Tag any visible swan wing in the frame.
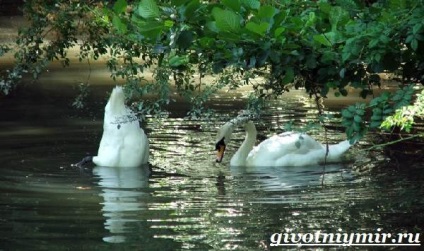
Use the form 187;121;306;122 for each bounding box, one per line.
94;129;123;167
96;111;148;167
246;132;324;166
120;127;149;166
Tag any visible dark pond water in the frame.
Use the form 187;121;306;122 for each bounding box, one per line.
1;76;423;251
1;31;423;250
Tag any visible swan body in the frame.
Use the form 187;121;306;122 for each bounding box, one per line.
215;117;352;167
91;86;149;168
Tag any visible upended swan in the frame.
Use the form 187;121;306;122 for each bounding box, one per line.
215;113;353;167
75;86;149;168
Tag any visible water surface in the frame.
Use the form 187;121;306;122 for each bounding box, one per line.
1;19;423;248
1;77;423;250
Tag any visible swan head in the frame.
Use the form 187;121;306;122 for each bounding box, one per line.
215;110;258;163
215;122;234;163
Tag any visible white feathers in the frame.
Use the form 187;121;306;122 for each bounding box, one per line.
216;118;353;167
92;86;149;168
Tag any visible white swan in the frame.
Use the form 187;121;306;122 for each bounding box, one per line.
215;113;353;167
76;86;149;168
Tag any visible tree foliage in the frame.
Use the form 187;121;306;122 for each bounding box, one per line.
1;0;423;140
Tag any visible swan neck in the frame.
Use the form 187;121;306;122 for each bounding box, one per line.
244;122;257;148
233;122;257;164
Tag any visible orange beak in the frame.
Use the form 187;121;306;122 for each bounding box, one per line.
216;145;226;163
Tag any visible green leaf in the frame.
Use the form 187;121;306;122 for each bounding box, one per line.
246;21;269;36
319;2;331;14
329;6;347;30
112;16;127;34
274;27;285;38
282;67;294;84
241;0;260;10
383;108;393;115
164;19;174;28
169;55;189;67
355;108;365;116
198;37;214;48
205;21;219;33
374;53;382;63
352;122;361;132
212;7;241;33
171;0;191;5
185;0;201;18
258;5;276;19
305;12;316;27
371;113;382;121
379;35;389;44
342;119;351;127
113;0;127;13
370;121;381;128
136;20;164;39
324;31;342;44
313;34;332;46
346;126;354;137
321;51;336;63
411;39;418;51
342;52;351;62
138;0;160;19
354;115;362;123
413;23;422;34
372;107;382;114
347;105;356;113
222;0;241;12
369;39;379;49
405;34;414;43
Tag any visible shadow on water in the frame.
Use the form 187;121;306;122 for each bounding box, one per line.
1;44;423;250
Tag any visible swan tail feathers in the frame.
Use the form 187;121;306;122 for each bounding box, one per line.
106;86;126;114
326;140;352;161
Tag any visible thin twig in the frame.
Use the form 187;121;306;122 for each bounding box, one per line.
313;89;329;187
359;133;424;152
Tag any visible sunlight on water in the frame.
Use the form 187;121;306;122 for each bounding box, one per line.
0;81;423;250
2;15;423;249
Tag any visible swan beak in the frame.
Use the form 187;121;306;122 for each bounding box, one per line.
216;145;226;163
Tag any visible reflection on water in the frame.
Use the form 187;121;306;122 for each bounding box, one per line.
94;165;150;243
0;76;423;249
230;164;354;194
